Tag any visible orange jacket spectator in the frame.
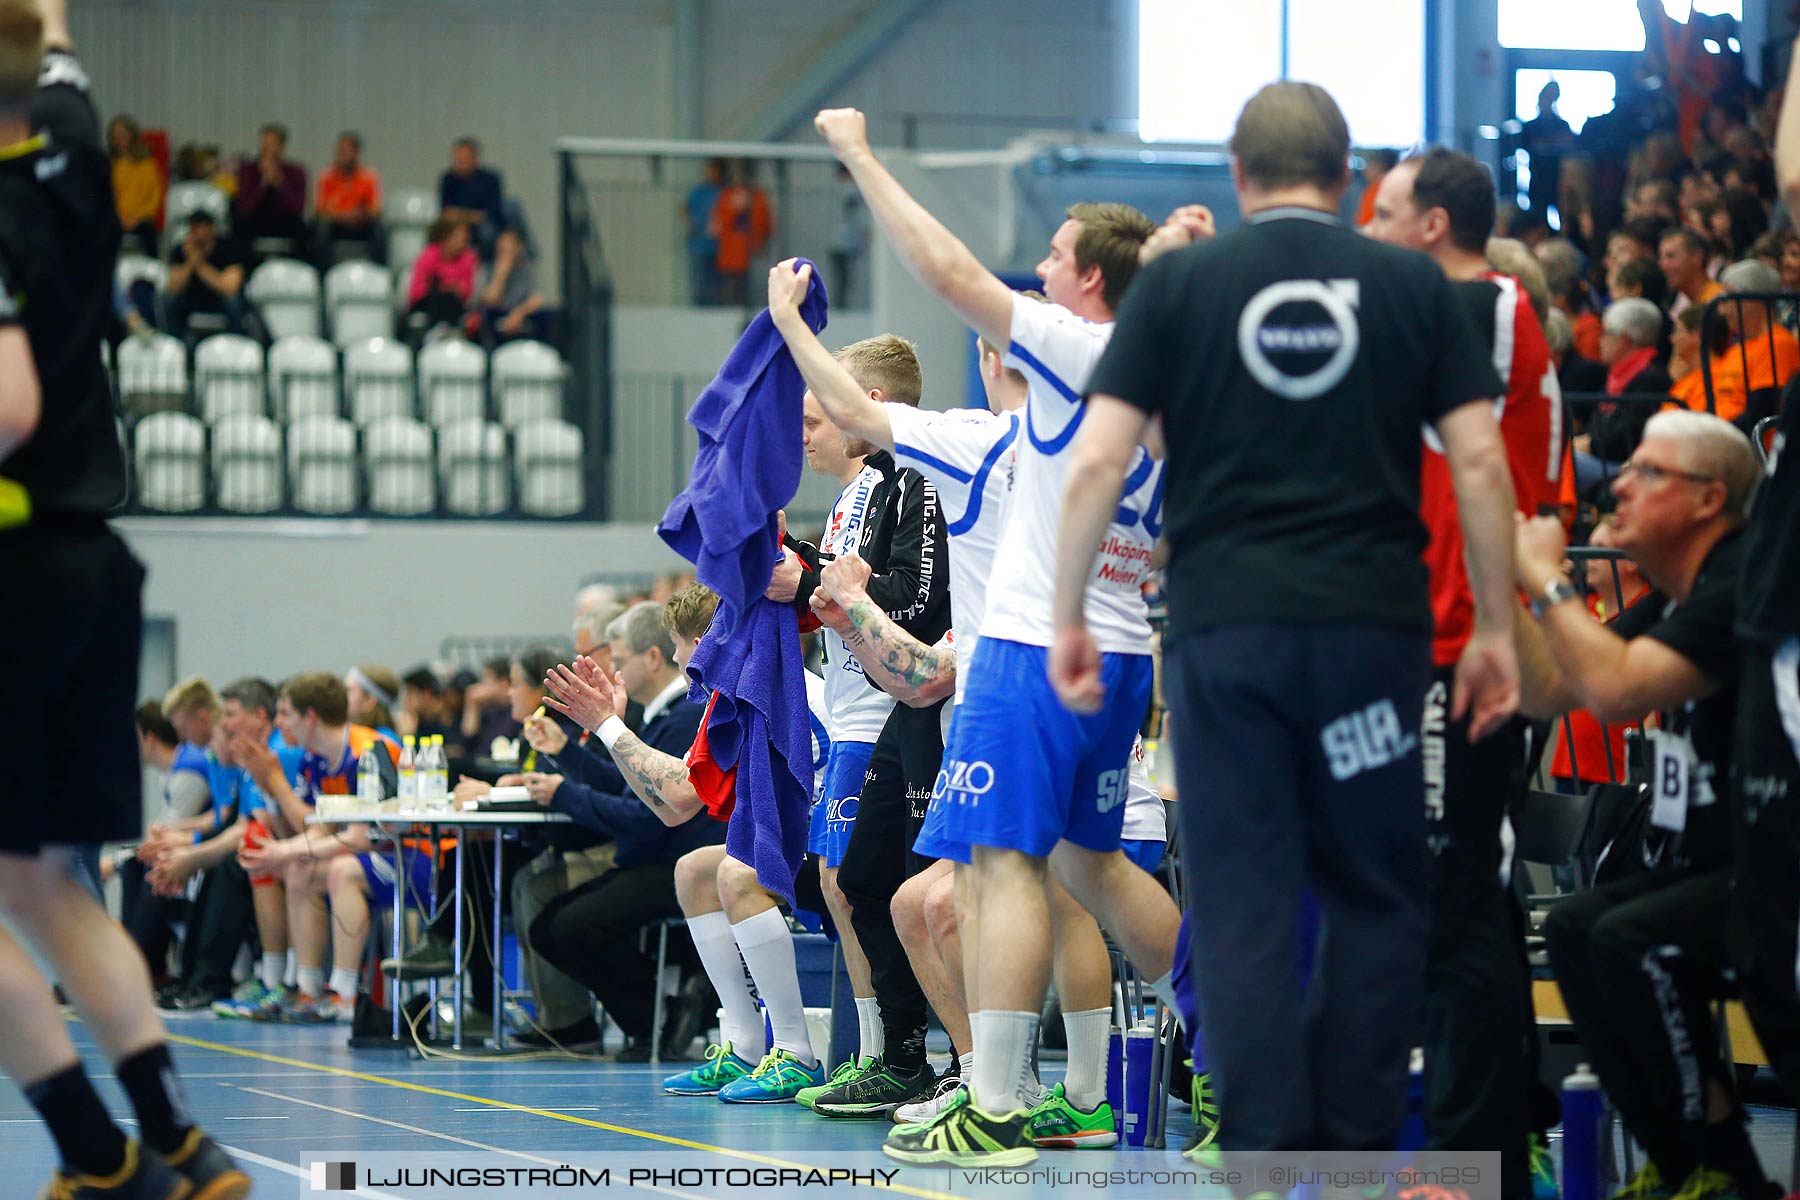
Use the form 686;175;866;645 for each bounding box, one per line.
1572;311;1604;362
317;164;381;222
1672;326;1800;422
710;181;772;274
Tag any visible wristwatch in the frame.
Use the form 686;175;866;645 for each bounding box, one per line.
1530;576;1581;620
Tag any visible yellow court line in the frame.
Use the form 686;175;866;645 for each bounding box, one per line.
164;1032;962;1200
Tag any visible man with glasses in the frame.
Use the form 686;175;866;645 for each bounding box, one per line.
1513;410;1767;1200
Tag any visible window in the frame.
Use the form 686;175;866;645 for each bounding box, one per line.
1514;68;1618;136
1498;0;1741;53
1137;0;1425;147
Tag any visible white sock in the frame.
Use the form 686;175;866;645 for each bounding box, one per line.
958;1051;975;1082
328;967;361;1000
971;1009;1038;1114
688;911;765;1060
1062;1007;1112;1111
259;953;284;990
856;996;884;1061
732;908;814;1064
297;967;325;998
284;949;298;987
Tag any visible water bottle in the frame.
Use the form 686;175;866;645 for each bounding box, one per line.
428;735;450;807
398;735;417;805
1562;1063;1604;1200
357;745;382;805
1122;1023;1155;1146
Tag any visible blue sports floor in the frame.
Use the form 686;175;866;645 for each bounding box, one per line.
0;1012;1198;1198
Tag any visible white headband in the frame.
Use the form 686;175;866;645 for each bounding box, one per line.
347;667;395;710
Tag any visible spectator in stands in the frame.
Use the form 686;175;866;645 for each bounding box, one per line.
709;158;772;307
439;135;504;257
1538;237;1604;360
164;211;249;343
1704;257;1800;426
400;667;452;743
405;217;476;344
1520;81;1576;219
172;141;234;197
1547;307;1608;395
1661;227;1725;317
233;122;307;258
476;228;545;347
1714;187;1768;259
1576;297;1670;494
460;656;518;757
1667;301;1736;416
1522;411;1766;1200
1609;257;1670;309
1746;228;1794;279
313;131;383;267
344;664;401;741
1603;222;1660;288
1628;177;1680;226
107;114;160;255
531;597;722;1060
685;157;724;305
1354;148;1399;228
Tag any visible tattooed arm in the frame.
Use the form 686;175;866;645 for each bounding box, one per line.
599;729;705;826
544;657;705;825
811;552;957;707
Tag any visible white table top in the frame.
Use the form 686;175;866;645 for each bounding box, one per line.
305;807;572;826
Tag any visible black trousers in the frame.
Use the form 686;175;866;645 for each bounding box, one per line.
1167;623;1432;1151
529;862;684;1040
838;699;946;1069
120;857;184;981
1420;667;1534;1199
1544;868;1735;1182
180;858;254;994
1731;640;1800;1102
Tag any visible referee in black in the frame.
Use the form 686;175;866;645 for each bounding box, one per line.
1049;81;1521;1154
0;1;247;1196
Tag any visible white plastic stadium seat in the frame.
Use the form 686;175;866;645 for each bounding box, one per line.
116;253;167;322
438;419;509;515
193;333;266;423
245;258;322;341
418;339;488;427
287;414;359;514
385;187;438;278
132;411;206;512
491;340;564;428
364;416;436;515
513;418;584;516
210;414;283;513
343;337;414;427
324;261;395;347
116;333;188;416
267;335;340;423
162;181;229;251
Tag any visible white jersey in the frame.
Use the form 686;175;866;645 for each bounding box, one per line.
804;668;831;797
888;404;1020;705
1122;734;1167;844
982;294;1163;655
819;464;898;743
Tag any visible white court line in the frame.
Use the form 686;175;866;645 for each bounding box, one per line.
215;1142;408;1200
449;1105;603;1112
233;1085;707;1200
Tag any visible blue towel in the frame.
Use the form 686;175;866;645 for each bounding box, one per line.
654;262;827;905
658;261;829;641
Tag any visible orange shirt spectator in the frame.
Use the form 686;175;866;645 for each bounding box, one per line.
710;173;772;274
1572;311;1604;362
317;164;381;223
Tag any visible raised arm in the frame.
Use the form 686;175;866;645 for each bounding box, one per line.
814;108;1014;347
810;553;955;706
38;0;70;50
768;259;893;450
543;659;703;825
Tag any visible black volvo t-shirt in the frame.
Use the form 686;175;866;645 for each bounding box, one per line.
0;49;125;518
1738;375;1799;647
1088;207;1502;641
1610;530;1745;873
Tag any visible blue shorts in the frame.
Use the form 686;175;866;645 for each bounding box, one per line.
915;638;1155;859
357;847;432;910
807;739;876;868
1122;838;1165;874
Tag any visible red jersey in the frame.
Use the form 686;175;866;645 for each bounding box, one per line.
686;691;738;821
1423;273;1563;666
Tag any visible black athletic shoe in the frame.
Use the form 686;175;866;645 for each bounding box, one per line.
37;1140;189;1200
814;1058;938;1119
163;1129;250;1200
511;1017;602;1052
